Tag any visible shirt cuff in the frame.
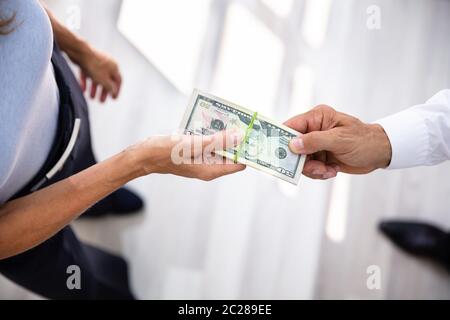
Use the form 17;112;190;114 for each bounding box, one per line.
374;109;428;169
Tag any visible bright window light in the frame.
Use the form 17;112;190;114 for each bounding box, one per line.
117;0;211;93
288;64;315;118
212;4;284;118
325;174;351;243
301;0;333;48
260;0;294;17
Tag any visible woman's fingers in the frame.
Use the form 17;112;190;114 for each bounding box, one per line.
100;87;108;103
90;81;98;99
171;130;245;166
112;72;122;99
166;134;247;181
79;71;87;92
209;130;244;149
92;79;119;103
200;130;245;163
84;80;112;103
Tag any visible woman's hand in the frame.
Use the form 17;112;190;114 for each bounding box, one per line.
77;45;122;103
43;5;122;103
129;131;246;181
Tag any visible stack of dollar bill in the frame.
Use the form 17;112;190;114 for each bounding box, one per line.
180;89;306;184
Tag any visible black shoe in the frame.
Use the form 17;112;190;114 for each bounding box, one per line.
81;187;144;218
83;243;136;299
379;220;450;270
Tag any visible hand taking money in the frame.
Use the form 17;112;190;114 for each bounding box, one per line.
180;90;306;184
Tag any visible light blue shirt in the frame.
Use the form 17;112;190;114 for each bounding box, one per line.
0;0;59;204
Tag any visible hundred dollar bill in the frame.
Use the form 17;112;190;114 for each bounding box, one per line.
180;89;306;185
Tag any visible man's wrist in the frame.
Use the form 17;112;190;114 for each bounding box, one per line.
369;124;392;169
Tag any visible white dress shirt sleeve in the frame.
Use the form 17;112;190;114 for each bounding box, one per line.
375;89;450;169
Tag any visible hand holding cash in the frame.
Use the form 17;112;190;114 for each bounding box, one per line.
285;105;392;179
180;90;306;184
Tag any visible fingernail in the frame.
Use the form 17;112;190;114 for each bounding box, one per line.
290;138;304;152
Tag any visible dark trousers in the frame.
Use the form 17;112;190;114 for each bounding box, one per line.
0;44;134;299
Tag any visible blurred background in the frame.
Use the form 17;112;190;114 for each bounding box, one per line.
1;0;450;299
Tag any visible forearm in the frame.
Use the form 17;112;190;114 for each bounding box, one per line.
42;2;90;64
0;149;144;260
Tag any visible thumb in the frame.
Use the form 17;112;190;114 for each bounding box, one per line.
289;129;338;155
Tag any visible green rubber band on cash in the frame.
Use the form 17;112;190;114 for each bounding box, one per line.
233;112;258;163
